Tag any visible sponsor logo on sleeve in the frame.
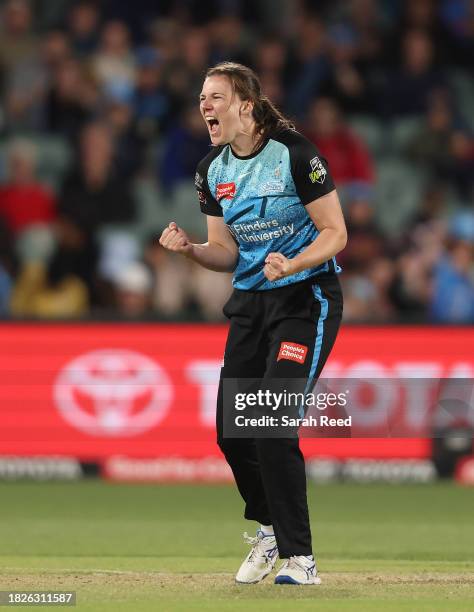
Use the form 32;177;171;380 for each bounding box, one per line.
216;182;236;201
309;156;327;184
195;172;204;188
277;341;308;364
198;190;206;205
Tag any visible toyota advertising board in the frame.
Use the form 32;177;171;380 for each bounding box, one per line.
0;324;472;472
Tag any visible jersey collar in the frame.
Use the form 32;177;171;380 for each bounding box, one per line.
229;136;270;160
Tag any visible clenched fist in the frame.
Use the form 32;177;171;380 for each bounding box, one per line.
264;252;294;281
159;222;193;255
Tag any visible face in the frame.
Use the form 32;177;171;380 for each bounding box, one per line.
102;21;130;55
5;0;31;35
9;151;35;184
403;30;432;72
309;98;339;137
199;75;248;146
81;125;112;173
70;4;99;36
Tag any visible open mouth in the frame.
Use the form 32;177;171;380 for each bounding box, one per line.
205;116;220;137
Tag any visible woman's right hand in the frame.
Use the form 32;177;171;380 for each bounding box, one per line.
159;222;193;256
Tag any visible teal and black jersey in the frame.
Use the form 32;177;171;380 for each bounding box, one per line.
195;128;341;291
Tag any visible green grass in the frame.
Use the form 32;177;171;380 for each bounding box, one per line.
0;482;473;610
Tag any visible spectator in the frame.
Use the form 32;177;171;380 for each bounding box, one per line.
160;105;210;193
379;29;446;117
389;186;446;320
103;97;146;180
336;0;385;58
337;186;392;322
0;262;12;317
0;0;39;73
144;236;192;318
189;262;233;321
285;15;330;118
32;0;73;31
409;184;449;227
337;189;386;273
254;35;287;77
253;36;287;107
56;121;137;307
58;121;136;234
43;57;96;142
148;18;182;65
0;138;56;236
4;28;74;132
320;0;386;114
113;261;152;318
0;0;45;130
303;97;374;192
384;0;452;65
0;3;471;323
132;46;170;139
10;215;93;318
208;16;252;66
92;20;136;102
0;217;15;317
407;91;456;167
342;257;396;322
440;0;474;68
41;29;72;73
407;90;474;199
430;212;474;323
159;27;210;120
388;249;433;321
67;0;100;59
96;230;140;295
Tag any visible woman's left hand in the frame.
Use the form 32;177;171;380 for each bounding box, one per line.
263;252;294;281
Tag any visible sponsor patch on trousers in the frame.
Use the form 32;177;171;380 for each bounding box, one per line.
277;341;308;364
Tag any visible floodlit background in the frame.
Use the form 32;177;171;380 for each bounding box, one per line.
0;2;473;609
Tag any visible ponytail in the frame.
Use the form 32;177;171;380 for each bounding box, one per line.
205;62;294;143
253;94;294;142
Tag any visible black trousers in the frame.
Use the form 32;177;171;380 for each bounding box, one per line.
216;274;343;558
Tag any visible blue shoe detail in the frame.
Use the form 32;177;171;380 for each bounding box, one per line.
274;575;301;585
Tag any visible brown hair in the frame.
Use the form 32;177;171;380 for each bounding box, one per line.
205;62;294;145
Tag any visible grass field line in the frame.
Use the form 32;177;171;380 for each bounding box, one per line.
1;571;473;585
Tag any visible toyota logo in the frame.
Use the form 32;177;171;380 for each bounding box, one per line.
54;349;173;437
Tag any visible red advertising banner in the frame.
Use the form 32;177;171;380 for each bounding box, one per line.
0;324;472;463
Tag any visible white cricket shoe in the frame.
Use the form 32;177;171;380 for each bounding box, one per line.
274;555;321;585
235;530;279;584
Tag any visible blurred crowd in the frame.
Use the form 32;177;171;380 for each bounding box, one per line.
0;0;473;323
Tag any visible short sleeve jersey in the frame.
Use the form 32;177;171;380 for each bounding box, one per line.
195;128;341;291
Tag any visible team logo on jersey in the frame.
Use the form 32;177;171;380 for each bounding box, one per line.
216;182;236;201
309;156;326;184
277;341;308;364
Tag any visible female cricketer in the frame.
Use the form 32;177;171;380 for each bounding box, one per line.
159;62;346;585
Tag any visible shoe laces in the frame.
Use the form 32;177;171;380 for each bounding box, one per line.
242;531;277;564
282;555;316;577
243;532;260;546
